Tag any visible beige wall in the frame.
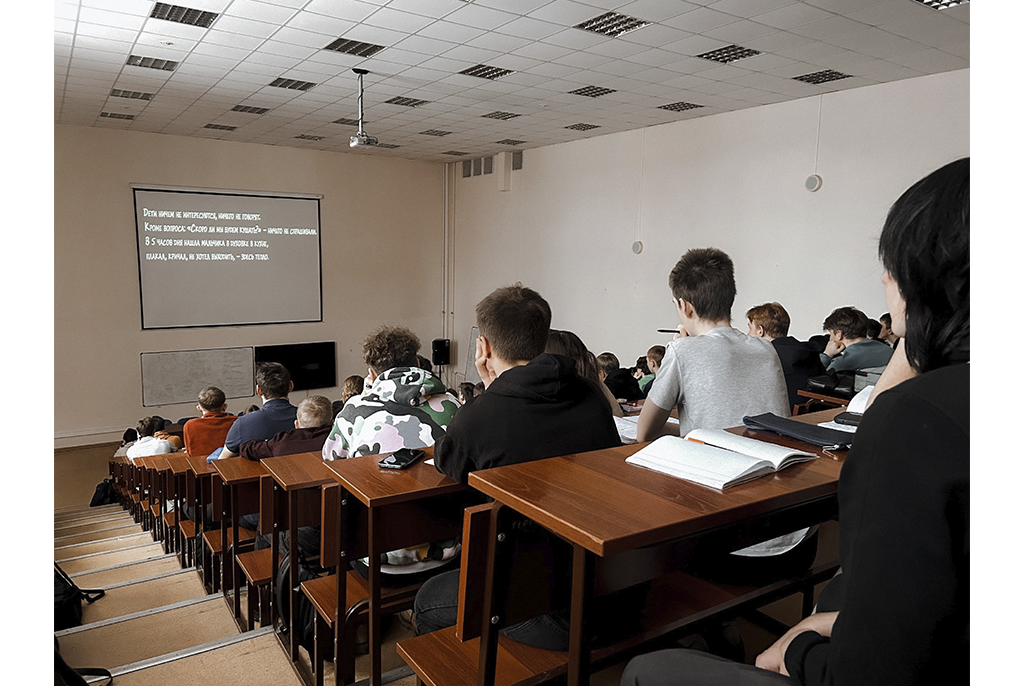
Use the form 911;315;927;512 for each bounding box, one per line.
55;125;445;447
447;69;969;378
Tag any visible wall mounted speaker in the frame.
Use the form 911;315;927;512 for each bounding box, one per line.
432;338;451;366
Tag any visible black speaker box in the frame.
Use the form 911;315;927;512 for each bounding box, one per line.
431;338;451;366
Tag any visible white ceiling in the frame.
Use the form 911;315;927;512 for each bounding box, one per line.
54;0;970;163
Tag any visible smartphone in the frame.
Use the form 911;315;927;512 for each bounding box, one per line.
379;448;425;470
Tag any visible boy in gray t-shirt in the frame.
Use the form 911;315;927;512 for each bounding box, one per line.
636;247;809;568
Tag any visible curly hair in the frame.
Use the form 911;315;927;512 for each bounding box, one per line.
362;325;421;374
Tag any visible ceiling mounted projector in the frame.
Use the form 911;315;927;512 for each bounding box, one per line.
349;69;378;148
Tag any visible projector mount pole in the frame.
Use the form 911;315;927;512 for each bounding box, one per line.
354;68;368;137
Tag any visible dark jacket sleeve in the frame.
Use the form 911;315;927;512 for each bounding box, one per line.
432;427;474;483
239;437;273;461
783;374;969;685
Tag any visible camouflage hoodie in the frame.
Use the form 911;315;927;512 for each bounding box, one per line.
322;366;460;461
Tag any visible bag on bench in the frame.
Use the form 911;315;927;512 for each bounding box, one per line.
55;563;105;630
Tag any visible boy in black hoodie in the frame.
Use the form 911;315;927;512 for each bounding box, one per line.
416;283;623;647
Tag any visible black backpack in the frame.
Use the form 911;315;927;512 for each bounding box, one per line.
90;478;118;507
274;553;324;658
55;563;105;631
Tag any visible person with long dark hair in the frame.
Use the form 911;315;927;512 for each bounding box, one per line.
621;158;969;686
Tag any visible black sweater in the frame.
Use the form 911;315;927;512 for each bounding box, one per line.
785;363;969;684
434;353;621;483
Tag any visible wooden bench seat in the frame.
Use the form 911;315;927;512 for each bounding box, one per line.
236;547;281;630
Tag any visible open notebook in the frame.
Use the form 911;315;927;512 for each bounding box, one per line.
625;428;817;490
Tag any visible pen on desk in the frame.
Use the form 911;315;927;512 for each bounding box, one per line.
657;329;677;333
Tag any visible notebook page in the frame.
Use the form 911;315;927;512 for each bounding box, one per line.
626;436;762;489
684;429;815;470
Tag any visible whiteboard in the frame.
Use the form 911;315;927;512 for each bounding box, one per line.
141;347;255;407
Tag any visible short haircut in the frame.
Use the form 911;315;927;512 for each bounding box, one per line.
341;375;364;403
646;345;665;367
475;284;551;362
362;325;421;374
668;248;736;321
878;157;969;373
296;395;333;428
197;386;226;412
746;302;791;338
546;330;601;385
866;318;882;339
458;382;476;404
822;307;869;339
136;416;163;438
256;362;292;399
879;312;892;328
595;352;619;376
633;356;650;376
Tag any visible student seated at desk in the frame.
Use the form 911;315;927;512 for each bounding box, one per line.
324;325;462;579
819;307;894;373
636;249;814;587
220;362;298;459
641;345;665;395
126;416;177;462
597;351;645;402
416;284;634;651
745;302;825;409
622;158;970;686
546;329;624;417
182;386;236;457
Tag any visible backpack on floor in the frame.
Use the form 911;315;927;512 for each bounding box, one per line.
55;638;112;686
274;553;323;658
55;563;105;631
90;478;118;507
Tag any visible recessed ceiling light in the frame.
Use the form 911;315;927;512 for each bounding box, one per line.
565;123;600;131
269;77;317;91
323;38;386;58
912;0;968;8
150;3;219;28
496;139;526;146
793;69;852;84
569;86;616;98
375;143;401;149
100;112;135;120
443;151;470;156
111;89;153;100
126;55;178;71
386;96;430;107
295;134;324;141
232;105;269;114
658;101;704;112
332;117;360;126
574;12;652;38
205;124;236;131
460;65;515;80
482;111;521;120
696;45;761;64
420;130;452;136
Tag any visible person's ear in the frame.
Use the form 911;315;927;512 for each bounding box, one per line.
679;299;696;320
757;325;765;337
368;367;378;382
288;380;294;393
255;385;262;398
294;420;300;429
477;334;494;361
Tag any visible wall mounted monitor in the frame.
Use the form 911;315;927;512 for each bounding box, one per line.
255;341;337;392
133;186;322;329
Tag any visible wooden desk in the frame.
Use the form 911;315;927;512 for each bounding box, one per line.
164;454;192;564
324;448;476;686
469;408;845;686
212;457;267;627
259;451;336;662
185;453;219;590
796;389;851;407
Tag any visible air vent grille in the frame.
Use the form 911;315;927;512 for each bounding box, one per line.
100;112;135;120
696;44;761;64
150;3;218;28
126;55;178;71
565;123;599;131
569;86;616;98
205;123;236;131
323;38;386;57
110;89;153;100
232;105;269;114
332;117;360;126
386;96;430;107
482;111;521;120
375;143;401;149
459;64;515;80
658;101;704;112
496;139;526;146
912;0;968;8
574;12;651;38
793;69;853;84
420;130;452;136
270;77;317;91
295;134;324;141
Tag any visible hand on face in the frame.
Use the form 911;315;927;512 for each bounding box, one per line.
475;336;499;388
